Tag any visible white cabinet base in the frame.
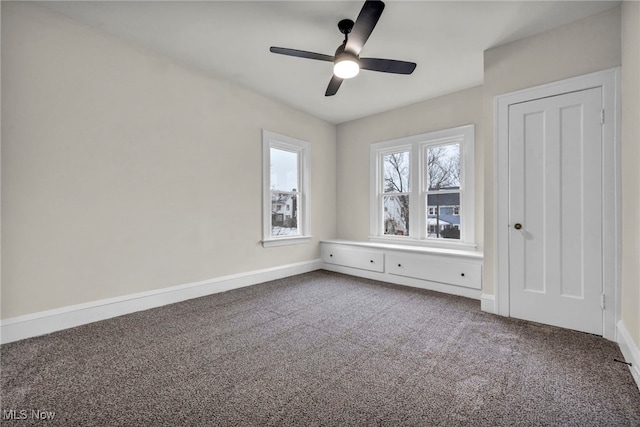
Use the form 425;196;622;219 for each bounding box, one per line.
322;244;384;273
321;240;483;300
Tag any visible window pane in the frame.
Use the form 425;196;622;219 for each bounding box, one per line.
270;148;298;192
427;144;460;191
384;195;409;236
427;193;460;239
383;151;410;193
271;192;298;236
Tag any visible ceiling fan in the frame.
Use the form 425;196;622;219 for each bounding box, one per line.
270;0;416;96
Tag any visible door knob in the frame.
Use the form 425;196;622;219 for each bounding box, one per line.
514;223;522;230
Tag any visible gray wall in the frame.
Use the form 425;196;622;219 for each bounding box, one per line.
1;3;337;318
621;0;640;354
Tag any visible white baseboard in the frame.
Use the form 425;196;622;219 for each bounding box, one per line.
1;259;323;344
617;319;640;392
480;293;496;314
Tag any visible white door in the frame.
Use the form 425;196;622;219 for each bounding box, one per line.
508;87;603;335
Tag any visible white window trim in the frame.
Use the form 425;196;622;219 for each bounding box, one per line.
262;130;311;248
369;124;475;250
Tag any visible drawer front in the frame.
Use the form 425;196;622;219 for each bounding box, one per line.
387;253;482;289
322;244;384;273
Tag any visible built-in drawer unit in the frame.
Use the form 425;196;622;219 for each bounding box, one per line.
386;252;482;290
321;244;384;273
320;240;483;297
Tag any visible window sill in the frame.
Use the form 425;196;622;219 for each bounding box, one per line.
321;239;484;260
262;236;312;248
367;236;480;256
322;239;482;260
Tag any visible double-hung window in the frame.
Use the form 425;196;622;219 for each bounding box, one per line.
262;130;310;247
370;124;475;248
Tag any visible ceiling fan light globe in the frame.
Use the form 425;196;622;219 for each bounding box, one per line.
334;59;360;79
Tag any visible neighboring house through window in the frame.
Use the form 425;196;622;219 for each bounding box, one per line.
370;124;475;248
262;130;310;247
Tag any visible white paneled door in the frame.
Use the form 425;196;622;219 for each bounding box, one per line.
508;87;603;335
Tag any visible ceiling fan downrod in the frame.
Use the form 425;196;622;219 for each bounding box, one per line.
338;19;354;42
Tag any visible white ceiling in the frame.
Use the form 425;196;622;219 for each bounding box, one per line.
37;1;620;124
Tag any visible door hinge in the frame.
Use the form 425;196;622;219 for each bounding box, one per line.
601;293;606;310
601;109;605;124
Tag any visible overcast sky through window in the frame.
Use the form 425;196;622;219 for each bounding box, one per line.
270;148;298;192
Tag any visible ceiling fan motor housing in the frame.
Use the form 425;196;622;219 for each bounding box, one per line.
334;48;359;66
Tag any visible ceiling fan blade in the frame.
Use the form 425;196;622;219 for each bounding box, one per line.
345;0;385;55
325;75;343;96
270;47;334;62
359;58;417;74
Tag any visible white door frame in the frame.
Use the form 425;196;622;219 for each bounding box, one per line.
494;67;621;341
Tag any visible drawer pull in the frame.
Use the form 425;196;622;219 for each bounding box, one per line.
329;254;333;257
370;260;374;263
461;273;465;277
397;263;402;267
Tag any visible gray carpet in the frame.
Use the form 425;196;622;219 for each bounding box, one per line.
2;270;639;426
